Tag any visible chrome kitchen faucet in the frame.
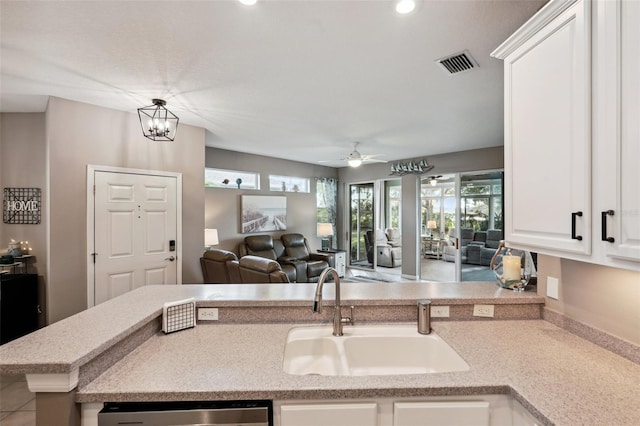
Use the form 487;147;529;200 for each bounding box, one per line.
312;267;352;336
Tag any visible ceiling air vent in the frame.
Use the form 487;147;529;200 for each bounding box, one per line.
435;50;478;75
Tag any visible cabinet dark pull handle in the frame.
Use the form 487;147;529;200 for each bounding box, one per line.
601;210;615;243
571;211;583;241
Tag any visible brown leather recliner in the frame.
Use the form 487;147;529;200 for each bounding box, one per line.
281;233;331;283
238;235;284;259
200;249;238;283
238;235;296;282
228;255;290;283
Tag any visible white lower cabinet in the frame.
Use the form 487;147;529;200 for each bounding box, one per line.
393;401;489;426
275;395;540;426
279;402;377;426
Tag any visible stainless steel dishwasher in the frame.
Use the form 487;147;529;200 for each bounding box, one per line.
98;400;272;426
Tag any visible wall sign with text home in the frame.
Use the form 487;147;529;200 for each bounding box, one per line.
3;188;41;224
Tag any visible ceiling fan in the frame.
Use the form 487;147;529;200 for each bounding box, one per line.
325;142;386;167
428;175;443;186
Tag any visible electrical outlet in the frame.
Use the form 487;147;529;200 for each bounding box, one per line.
431;305;450;317
547;276;559;299
473;304;494;318
197;307;219;321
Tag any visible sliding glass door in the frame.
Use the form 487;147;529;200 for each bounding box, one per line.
420;171;504;282
458;172;504;281
420;175;457;281
349;182;375;270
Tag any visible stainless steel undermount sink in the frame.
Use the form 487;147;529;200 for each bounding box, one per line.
283;324;470;376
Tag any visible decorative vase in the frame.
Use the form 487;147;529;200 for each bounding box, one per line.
8;241;21;257
492;248;532;292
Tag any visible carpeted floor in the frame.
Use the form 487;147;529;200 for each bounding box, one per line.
461;264;497;281
342;275;397;283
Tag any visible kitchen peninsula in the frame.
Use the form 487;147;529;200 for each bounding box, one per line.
0;282;638;426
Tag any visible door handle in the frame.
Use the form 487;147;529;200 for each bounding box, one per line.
571;211;583;241
601;210;615;243
165;256;175;261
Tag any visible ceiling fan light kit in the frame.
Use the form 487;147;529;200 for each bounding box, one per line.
348;158;363;168
394;0;417;15
339;141;386;168
389;159;434;176
428;175;443;186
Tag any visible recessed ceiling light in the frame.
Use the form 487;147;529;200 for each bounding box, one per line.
395;0;416;14
238;0;258;5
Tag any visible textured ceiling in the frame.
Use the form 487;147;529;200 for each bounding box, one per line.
0;0;547;167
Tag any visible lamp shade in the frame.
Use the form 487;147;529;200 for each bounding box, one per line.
317;223;333;237
205;229;219;246
427;220;437;230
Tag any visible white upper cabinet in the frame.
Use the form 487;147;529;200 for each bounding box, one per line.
494;0;591;255
493;0;640;271
593;0;640;267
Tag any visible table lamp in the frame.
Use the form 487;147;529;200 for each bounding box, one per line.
205;228;219;251
317;223;333;251
427;220;437;237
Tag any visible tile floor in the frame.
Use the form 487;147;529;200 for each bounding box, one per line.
0;374;35;426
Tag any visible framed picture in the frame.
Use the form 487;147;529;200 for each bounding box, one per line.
241;195;287;233
3;188;42;224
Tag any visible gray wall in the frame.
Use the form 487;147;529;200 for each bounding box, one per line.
204;146;338;267
4;112;638;345
537;255;640;345
0;113;48;325
45;97;205;323
0;113;47;263
1;98;206;324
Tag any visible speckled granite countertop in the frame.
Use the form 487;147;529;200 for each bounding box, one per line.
78;320;640;426
0;282;543;373
5;282;636;425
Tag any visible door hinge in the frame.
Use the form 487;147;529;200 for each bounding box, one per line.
91;253;97;263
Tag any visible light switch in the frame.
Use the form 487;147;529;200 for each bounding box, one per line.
547;276;559;299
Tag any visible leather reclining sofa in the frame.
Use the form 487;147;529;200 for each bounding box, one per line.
238;233;333;283
201;249;289;283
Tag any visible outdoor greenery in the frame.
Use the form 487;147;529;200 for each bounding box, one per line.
350;184;374;261
421;175;503;234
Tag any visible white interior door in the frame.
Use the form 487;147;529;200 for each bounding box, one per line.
93;170;178;305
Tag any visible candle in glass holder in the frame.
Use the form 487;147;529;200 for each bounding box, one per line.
503;254;521;281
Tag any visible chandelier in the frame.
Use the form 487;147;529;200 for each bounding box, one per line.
137;99;179;141
389;159;434;176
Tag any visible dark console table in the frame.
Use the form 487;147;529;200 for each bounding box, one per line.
1;273;39;344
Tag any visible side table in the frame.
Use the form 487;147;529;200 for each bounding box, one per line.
1;273;39;344
422;237;442;260
317;249;346;277
0;255;35;274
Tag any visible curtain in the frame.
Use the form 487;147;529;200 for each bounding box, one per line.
316;177;338;249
